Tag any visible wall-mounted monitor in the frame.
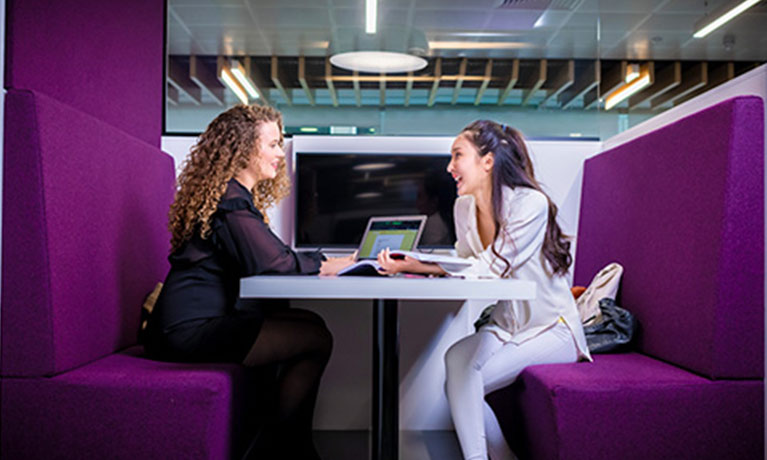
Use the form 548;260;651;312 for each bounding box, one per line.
294;151;457;250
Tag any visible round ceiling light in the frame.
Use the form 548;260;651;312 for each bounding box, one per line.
330;51;428;74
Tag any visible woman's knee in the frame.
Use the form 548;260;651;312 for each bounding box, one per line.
290;307;327;327
444;340;468;377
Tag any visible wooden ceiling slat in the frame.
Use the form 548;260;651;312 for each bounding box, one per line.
298;55;316;106
168;57;202;105
628;62;679;109
427;57;442;107
451;58;468;105
190;55;224;106
559;61;599;110
271;56;292;106
539;60;574;107
497;59;519;105
651;62;707;109
474;59;493;106
325;58;339;107
521;59;547;106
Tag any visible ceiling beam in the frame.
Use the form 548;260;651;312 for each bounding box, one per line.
582;86;599;110
190;55;224;106
380;73;386;107
243;57;270;103
474;59;493;106
168;56;201;105
325;58;339;107
628;61;679;109
353;71;362;107
428;57;442;107
405;71;414;107
539;60;574;107
451;58;468;105
582;60;627;109
167;84;179;106
559;60;599;110
497;59;519;105
600;60;627;100
651;62;707;109
298;55;315;106
326;75;494;83
521;59;547;106
271;56;292;106
675;62;734;105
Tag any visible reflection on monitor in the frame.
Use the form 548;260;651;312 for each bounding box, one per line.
296;152;457;249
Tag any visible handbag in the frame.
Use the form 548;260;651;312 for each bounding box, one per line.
583;298;638;353
576;262;623;326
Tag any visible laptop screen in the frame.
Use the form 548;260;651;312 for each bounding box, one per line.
357;217;426;260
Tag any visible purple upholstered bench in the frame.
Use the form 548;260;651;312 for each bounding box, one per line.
1;89;257;459
488;96;765;459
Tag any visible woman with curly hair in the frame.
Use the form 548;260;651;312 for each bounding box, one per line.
147;104;353;459
377;120;591;460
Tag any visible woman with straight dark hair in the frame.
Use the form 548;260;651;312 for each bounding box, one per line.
377;120;591;459
147;104;354;459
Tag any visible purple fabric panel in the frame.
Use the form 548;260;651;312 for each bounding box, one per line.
1;90;175;376
5;0;164;147
573;96;764;379
0;347;241;459
714;99;765;377
493;354;763;460
1;91;55;375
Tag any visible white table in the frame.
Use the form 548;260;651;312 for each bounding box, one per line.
240;275;536;460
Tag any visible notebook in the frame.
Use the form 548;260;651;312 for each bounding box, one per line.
338;215;427;276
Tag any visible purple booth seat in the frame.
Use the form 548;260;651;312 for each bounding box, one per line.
488;96;765;460
1;89;256;459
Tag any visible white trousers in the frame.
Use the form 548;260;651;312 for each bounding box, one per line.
444;321;578;460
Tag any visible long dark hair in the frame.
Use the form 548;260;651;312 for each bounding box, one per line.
461;120;571;276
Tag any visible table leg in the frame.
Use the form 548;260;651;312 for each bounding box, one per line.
372;298;399;460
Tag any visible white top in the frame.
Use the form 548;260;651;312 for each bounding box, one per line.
239;275;536;301
448;186;592;361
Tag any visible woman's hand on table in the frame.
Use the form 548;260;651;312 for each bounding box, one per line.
376;248;447;276
319;251;357;276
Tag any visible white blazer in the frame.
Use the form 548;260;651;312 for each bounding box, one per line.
450;185;591;360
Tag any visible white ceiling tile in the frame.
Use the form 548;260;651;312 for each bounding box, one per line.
663;0;731;14
414;10;491;29
249;7;332;28
172;5;254;27
579;0;668;14
639;13;699;31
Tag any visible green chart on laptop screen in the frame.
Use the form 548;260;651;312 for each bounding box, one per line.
357;218;425;259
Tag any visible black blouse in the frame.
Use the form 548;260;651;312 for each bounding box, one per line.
152;179;323;331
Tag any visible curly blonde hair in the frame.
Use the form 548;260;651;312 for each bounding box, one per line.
169;104;290;251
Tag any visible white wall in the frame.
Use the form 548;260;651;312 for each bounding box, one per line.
161;134;600;429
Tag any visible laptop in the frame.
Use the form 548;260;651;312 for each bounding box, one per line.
338;215;427;276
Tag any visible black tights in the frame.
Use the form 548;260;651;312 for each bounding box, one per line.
243;308;332;460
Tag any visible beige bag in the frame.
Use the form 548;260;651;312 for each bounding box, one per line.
576;263;623;326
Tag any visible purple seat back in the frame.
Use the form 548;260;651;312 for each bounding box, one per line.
574;96;764;379
1;89;175;377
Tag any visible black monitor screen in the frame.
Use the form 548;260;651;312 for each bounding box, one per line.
295;152;457;249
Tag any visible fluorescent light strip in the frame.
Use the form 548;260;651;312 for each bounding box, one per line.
366;0;377;34
230;63;260;99
693;0;761;38
625;64;640;83
220;68;249;104
605;70;652;110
